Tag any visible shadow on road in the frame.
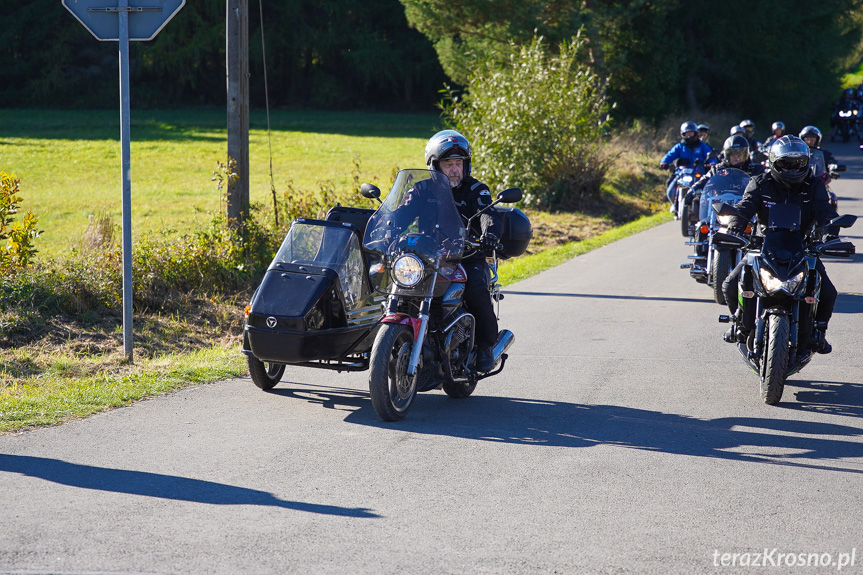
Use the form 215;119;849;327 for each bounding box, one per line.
0;454;379;518
300;392;863;474
502;291;714;304
266;381;863;473
785;380;863;418
835;292;863;314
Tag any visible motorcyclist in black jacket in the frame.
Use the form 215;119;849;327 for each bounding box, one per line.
424;129;503;371
685;134;765;224
721;136;840;353
799;125;838;171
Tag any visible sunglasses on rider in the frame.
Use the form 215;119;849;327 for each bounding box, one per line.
773;157;808;172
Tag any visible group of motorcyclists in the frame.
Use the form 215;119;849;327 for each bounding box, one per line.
831;87;863;142
661;118;846;356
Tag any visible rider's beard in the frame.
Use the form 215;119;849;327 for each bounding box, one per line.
447;171;462;188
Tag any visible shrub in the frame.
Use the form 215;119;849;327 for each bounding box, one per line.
442;34;612;209
0;171;40;274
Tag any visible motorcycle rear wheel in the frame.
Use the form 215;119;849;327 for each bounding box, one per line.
760;314;790;405
248;356;286;390
711;250;732;305
368;324;417;421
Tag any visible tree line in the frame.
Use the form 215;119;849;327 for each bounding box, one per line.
2;1;863;122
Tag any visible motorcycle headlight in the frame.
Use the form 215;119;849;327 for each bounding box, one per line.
717;214;734;226
392;254;424;287
758;267;805;295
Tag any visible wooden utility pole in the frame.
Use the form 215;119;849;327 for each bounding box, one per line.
226;0;249;229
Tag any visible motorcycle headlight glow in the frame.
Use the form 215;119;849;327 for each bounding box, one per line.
392;254;424;287
758;267;805;295
717;214;734;226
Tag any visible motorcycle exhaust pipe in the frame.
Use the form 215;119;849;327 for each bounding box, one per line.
491;330;515;366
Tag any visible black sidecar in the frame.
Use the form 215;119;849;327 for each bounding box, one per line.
242;206;384;388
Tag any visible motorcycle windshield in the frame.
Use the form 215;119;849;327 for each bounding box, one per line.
703;168;750;200
363;169;466;261
809;149;826;179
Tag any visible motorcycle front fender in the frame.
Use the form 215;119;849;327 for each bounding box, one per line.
382;313;422;341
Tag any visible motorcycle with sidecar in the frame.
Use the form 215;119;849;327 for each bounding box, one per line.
241;168;532;421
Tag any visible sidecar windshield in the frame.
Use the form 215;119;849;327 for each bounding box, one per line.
703;168;750;199
363;169;466;260
269;222;366;308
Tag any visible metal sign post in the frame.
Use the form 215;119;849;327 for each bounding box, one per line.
62;0;185;361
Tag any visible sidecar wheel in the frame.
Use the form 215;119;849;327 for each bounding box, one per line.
248;356;286;390
368;324;417;421
760;315;789;405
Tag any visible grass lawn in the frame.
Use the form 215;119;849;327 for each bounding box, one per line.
0;108;442;257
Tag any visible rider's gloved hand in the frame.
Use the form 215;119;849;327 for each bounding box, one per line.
480;234;499;255
659;162;669;170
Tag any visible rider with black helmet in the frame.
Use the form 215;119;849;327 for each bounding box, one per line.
721;136;840;353
697;123;711;145
686;134;765;223
799;125;838;168
762;121;786;150
424;129;503;372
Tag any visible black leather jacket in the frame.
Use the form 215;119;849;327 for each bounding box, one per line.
730;172;838;236
451;176;503;242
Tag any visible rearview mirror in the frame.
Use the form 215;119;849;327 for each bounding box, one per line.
711;231;748;249
497;188;523;204
712;202;741;217
360;183;381;201
827;214;857;229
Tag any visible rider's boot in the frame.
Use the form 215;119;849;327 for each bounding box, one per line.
475;346;494;372
811;322;833;355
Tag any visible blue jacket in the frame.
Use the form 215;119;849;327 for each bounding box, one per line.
661;141;713;167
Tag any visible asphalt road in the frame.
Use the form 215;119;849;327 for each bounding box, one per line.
2;143;863;575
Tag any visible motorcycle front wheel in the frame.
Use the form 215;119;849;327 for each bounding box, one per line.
711;249;733;305
760;314;790;405
680;201;691;237
248;356;286;390
368;324;417;421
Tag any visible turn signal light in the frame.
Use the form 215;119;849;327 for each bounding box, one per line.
244;305;252;316
805;296;819;304
700;225;709;234
745;224;752;234
741;291;755;298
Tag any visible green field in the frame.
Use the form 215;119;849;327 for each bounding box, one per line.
0;108;442;256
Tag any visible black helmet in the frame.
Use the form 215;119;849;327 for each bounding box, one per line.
722;135;750;166
798;125;822;148
768;136;810;187
771;121;785;133
680;121;699;146
425;129;472;176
